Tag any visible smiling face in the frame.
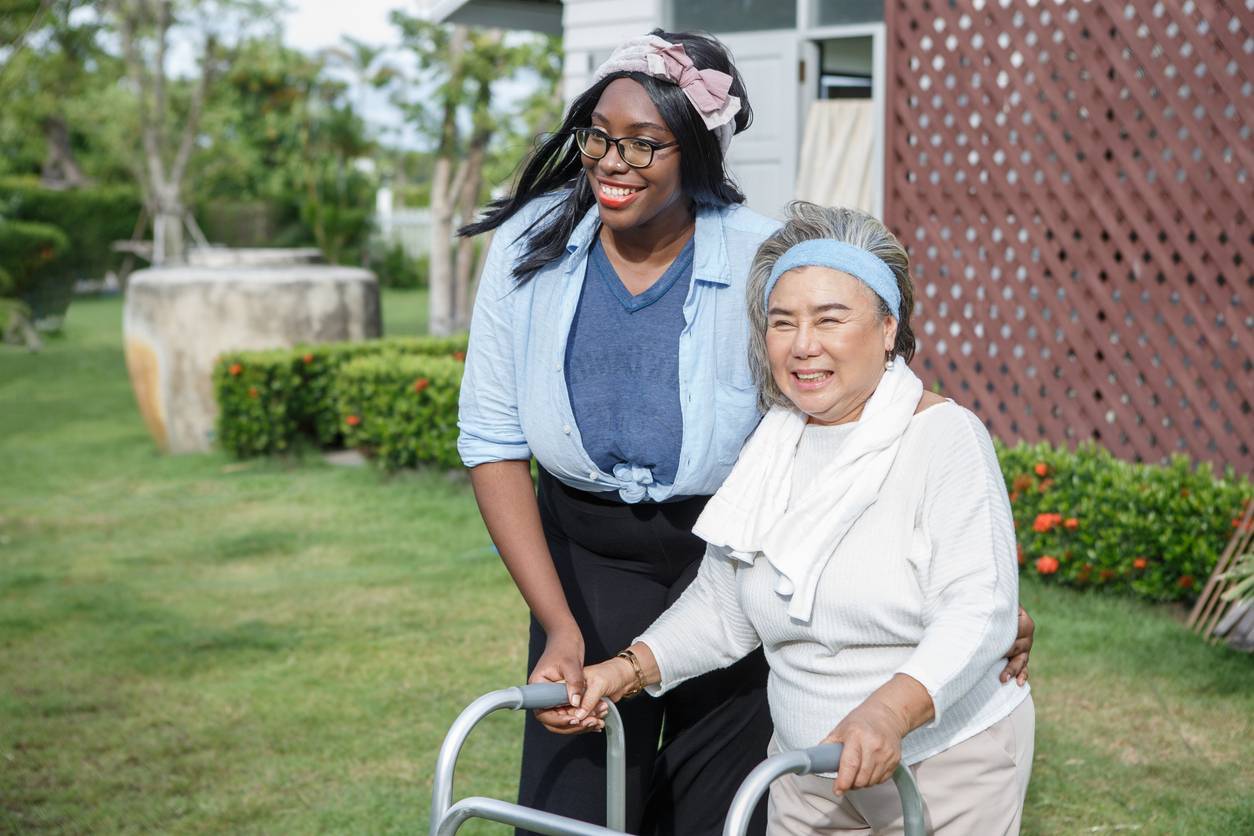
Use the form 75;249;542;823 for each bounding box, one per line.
582;78;690;235
765;266;898;425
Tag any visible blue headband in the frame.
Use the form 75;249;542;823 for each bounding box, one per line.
764;240;901;319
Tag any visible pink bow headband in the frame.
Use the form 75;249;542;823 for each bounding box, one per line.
590;35;742;153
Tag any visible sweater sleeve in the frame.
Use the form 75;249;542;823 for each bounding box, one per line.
636;544;762;694
894;406;1019;725
456;218;532;467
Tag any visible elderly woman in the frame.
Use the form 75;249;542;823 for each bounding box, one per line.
572;203;1034;835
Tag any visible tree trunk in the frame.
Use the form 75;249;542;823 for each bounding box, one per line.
428;155;455;336
40;116;90;189
452;138;487;330
152;182;185;265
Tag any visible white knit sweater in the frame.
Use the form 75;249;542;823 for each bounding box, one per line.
637;402;1029;765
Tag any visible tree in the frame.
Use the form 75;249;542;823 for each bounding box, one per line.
102;0;278;264
390;13;561;335
0;0;122;186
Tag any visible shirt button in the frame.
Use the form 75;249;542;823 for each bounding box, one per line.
563;424;572;434
555;364;562;372
588;470;597;480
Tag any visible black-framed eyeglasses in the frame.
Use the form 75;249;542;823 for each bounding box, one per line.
572;127;678;169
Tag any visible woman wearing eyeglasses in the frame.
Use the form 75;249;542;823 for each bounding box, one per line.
456;30;1033;836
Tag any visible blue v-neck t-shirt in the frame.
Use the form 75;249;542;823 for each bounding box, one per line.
564;235;695;490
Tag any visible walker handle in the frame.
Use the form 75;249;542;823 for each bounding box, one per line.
516;682;574;710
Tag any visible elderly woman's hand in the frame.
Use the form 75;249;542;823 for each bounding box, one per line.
821;673;934;794
999;605;1035;685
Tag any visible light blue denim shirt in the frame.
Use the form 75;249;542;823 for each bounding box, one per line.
457;193;780;502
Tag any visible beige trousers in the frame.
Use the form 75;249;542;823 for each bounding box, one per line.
767;696;1035;836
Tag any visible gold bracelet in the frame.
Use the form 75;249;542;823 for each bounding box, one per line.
616;649;646;699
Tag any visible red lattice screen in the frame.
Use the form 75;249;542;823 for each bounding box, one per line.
884;0;1252;472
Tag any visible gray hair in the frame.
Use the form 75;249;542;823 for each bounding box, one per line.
746;201;916;412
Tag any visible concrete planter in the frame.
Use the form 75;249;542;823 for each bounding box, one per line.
123;261;380;453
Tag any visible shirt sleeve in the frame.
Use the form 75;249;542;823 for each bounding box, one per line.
457;223;532;467
894;407;1019;725
636;544;762;694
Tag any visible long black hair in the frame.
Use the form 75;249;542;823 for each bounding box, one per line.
458;29;753;282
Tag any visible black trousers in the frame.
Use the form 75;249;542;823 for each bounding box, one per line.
517;470;771;836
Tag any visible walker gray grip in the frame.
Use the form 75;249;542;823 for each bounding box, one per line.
515;682;574;710
801;743;844;775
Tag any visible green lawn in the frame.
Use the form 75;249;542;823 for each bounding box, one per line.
1;294;1251;834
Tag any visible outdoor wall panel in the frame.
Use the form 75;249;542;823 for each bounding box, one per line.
885;0;1252;472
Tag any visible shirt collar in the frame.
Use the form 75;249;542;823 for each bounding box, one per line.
563;202;732;287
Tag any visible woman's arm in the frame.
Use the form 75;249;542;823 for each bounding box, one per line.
571;545;760;726
469;461;587;731
821;673;934;793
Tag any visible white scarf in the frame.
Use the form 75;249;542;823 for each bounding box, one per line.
692;361;924;623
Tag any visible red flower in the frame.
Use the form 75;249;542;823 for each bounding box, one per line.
1016;543;1025;566
1032;512;1062;533
1035;555;1060;575
247;386;259;399
228;362;242;376
1037;478;1054;493
302;353;315;364
1076;563;1093;583
345;414;361;427
1177;575;1195;590
413;377;430;393
1064;517;1079;530
1132;556;1148;570
452;351;466;362
1009;491;1020;503
1034;462;1049;477
1012;473;1034;493
1099;568;1115;582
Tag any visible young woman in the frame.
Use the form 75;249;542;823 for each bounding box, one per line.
456;31;1033;836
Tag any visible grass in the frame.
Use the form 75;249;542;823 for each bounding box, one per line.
1;293;1251;834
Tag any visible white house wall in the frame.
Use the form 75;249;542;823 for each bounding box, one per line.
561;0;665;102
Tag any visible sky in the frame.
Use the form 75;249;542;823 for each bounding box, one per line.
281;0;441;147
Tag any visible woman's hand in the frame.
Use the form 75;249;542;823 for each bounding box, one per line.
999;605;1035;685
822;698;908;795
565;656;639;731
529;626;588;735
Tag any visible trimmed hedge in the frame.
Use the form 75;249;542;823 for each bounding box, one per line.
336;354;464;470
214;335;467;457
0;177;142;282
0;220;69;308
999;441;1252;602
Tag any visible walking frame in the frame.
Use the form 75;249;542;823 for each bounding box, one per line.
430;683;925;836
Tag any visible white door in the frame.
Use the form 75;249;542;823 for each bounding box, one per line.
717;30;802;219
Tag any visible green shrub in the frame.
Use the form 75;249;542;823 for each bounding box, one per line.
214;335;467;457
0;177;142;281
372;241;427;289
0;219;69;301
998;440;1253;603
335;354;464;470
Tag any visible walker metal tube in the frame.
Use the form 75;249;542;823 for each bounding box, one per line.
722;743;925;836
430;683;626;835
435;798;625;836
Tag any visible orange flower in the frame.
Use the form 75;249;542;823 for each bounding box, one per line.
1009;491;1020;503
345;414;361;427
1016;543;1025;566
1035;555;1060;575
413;377;430;393
1099;568;1115;582
1034;462;1049;477
1012;473;1034;493
228;362;242;376
1132;556;1148;570
302;353;315;364
1177;575;1195;590
1037;478;1054;493
1032;513;1062;533
452;351;466;362
247;386;259;399
1064;517;1078;530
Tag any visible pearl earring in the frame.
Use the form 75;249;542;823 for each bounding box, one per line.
884;356;895;371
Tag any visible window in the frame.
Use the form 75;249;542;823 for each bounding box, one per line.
671;0;796;33
814;0;883;27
